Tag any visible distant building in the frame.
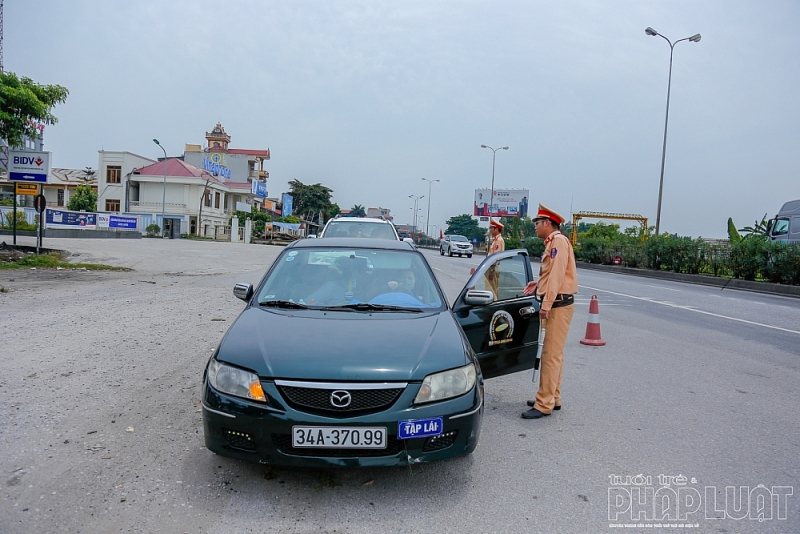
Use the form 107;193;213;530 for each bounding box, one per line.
367;207;392;220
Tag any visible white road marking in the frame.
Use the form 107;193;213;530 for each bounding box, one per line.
580;284;800;336
646;285;681;292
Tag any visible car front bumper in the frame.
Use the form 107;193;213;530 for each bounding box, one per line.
202;379;484;468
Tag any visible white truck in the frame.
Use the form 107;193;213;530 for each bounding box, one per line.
767;199;800;243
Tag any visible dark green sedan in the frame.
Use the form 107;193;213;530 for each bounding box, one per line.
202;238;541;467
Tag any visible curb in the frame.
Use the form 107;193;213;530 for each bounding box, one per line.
574;262;800;299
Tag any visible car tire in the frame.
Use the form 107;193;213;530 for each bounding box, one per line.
466;254;472;258
440;247;444;256
448;248;453;257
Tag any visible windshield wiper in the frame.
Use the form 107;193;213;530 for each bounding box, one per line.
259;300;308;309
320;303;423;313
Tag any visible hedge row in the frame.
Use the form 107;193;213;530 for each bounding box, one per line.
523;234;800;286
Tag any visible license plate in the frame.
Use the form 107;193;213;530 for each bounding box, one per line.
292;426;387;449
398;417;443;439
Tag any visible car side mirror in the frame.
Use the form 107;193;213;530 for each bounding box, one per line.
233;283;254;301
403;237;413;244
464;290;494;306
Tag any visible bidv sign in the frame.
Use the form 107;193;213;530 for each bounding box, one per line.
9;150;51;183
202;158;231;179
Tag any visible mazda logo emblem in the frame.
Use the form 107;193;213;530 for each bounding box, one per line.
330;390;352;408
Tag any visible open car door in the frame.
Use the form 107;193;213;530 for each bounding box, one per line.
452;250;540;379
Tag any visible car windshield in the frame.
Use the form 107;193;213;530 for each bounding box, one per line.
256;247;444;309
451;235;468;242
322;221;397;239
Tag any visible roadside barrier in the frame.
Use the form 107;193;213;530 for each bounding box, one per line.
580;295;606;346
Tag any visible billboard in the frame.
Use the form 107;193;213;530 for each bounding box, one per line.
45;208;97;228
251;180;267;198
98;214;139;230
282;193;293;218
474;188;530;218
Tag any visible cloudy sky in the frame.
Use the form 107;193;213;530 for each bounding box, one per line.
8;1;800;237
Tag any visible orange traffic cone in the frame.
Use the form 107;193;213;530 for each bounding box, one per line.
580;295;606;346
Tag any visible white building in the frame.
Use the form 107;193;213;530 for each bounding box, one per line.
99;155;259;237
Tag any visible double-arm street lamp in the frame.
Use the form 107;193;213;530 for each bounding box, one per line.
645;27;701;236
409;194;424;235
153;139;168;233
421;177;440;238
480;145;508;218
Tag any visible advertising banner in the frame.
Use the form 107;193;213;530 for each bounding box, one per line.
473;188;530;218
282;193;293;218
45;208;97;228
251;180;267;198
9;151;51;183
97;213;139;230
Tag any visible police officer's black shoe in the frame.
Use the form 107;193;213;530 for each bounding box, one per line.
526;400;560;410
521;408;550;419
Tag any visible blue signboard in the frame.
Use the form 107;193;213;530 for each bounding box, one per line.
398;417;443;440
282;193;293;218
109;215;138;229
9;151;51;183
251;180;267;198
46;209;97;227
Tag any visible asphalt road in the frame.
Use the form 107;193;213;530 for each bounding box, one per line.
1;238;798;533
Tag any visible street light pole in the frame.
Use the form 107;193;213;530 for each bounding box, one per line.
480;145;508;219
409;194;423;235
421;177;439;238
645;27;701;236
153;139;168;235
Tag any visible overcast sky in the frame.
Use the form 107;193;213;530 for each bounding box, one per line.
9;1;800;237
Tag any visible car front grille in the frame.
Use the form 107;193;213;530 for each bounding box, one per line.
277;385;405;415
272;434;405;458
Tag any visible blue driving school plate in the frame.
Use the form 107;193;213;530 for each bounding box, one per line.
398;417;444;440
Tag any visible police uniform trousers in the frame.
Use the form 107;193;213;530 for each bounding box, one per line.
533;303;574;414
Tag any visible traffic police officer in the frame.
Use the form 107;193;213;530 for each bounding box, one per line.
488;219;505;256
521;204;578;419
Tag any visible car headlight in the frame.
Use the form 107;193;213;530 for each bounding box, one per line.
207;359;266;402
414;364;476;404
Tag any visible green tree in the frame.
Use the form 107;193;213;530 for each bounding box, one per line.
738;214;769;240
0;72;69;148
445;214;484;241
328;203;341;218
81;167;96;182
66;184;97;212
727;217;742;243
350;204;366;217
287;179;334;220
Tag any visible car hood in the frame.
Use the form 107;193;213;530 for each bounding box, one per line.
215;307;470;381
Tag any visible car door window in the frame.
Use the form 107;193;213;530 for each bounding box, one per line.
471;255;528;301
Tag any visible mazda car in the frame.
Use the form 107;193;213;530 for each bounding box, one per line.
202;239;540;467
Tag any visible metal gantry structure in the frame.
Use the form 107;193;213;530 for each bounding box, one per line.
570;211;648;246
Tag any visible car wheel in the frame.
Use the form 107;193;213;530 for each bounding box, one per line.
448;248;453;257
440;247;444;256
467;254;472;258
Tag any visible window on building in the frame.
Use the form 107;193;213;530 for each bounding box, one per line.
57;189;64;206
204;190;212;207
215;192;220;209
106;166;122;184
105;199;121;212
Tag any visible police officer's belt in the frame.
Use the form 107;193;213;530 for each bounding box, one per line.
536;294;574;308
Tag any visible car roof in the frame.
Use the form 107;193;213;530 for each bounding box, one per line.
327;217;393;224
289;237;415;250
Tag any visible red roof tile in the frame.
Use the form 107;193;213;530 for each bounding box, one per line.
134;158;220;181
